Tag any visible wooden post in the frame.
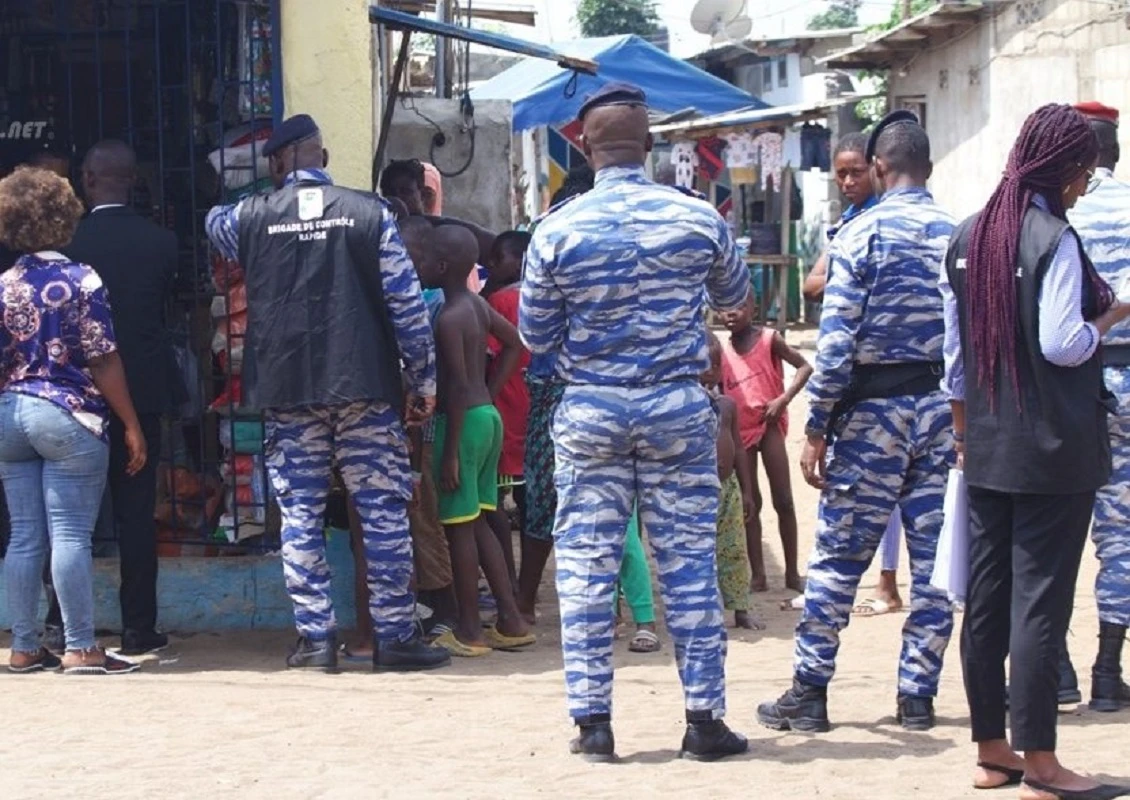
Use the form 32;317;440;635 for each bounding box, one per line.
776;167;793;333
374;31;412;181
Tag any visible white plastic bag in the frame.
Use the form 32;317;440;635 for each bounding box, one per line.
931;468;969;602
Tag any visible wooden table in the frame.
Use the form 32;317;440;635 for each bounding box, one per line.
745;253;797;332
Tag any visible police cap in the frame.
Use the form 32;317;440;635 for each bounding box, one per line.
1074;101;1119;127
263;114;320;157
865;109;921;162
578;82;648;123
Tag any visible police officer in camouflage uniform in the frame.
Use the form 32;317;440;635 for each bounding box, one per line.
519;83;751;762
1070;101;1130;712
758;111;956;733
205;114;450;673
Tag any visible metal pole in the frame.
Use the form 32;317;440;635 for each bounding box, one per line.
901;0;913;20
375;31;413;183
435;0;451;98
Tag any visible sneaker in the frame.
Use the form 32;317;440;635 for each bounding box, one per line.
62;647;140;675
757;678;831;733
374;634;452;672
120;629;169;657
679;717;749;762
569;717;616;763
8;647;63;674
896;695;936;731
286;634;339;673
43;625;64;654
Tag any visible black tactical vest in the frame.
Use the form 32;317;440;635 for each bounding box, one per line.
236;181;403;412
947;207;1111;495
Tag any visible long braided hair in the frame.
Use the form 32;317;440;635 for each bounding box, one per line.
966;103;1112;404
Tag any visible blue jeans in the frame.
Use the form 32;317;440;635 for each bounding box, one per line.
0;393;109;652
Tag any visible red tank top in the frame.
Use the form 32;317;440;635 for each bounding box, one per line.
720;327;788;449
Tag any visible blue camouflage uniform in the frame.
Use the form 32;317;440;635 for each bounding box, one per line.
800;186;956;698
1070;166;1130;628
520;164;749;722
205;168;436;644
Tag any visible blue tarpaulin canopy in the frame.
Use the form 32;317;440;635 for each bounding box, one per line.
471;34;767;132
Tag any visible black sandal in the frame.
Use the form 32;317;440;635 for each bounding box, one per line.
7;648;63;674
1021;778;1130;799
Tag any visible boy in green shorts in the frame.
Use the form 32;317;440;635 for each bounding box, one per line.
421;225;535;656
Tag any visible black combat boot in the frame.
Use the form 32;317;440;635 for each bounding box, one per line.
757;677;831;733
286;633;339;673
679;710;749;762
568;714;616;763
1058;645;1083;705
1090;623;1130;713
374;634;451;672
896;695;936;731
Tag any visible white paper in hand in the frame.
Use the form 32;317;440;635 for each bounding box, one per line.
930;468;969;602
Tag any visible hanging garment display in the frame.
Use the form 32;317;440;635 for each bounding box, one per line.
723;131;758;185
800;123;832;171
670;140;698;189
752;132;784;192
239;2;274;119
695;137;726;181
783;128;803;169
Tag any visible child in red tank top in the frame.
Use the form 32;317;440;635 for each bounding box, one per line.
719;295;813;595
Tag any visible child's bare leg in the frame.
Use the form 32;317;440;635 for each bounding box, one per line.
473;516;530;638
346;500;374;657
446;522;489;647
760;426;803;592
484;497;518;588
745;447;768;592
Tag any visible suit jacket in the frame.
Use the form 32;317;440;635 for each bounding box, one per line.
64;206;184;415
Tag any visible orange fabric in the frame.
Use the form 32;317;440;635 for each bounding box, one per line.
721;327;788;449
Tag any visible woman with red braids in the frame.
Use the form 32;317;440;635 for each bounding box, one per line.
942;104;1130;798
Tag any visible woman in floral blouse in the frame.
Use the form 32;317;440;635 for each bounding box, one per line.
0;166;147;675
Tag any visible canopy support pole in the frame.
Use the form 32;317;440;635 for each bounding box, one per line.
374;30;412;189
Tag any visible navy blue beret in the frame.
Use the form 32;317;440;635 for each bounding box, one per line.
866;109;921;161
263;114;320;157
578;82;648;122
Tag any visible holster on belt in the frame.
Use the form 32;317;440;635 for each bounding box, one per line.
825;361;944;445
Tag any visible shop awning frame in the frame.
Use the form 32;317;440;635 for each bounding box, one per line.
369;4;598;178
650;95;876;139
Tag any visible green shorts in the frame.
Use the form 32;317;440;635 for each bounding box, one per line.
433;404;503;525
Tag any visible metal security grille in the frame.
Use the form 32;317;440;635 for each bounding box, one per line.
0;0;282;553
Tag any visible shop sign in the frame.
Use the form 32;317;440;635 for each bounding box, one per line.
0;121;53;141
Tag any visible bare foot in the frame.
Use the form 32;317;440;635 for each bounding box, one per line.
734;610;766;631
973;756;1026;789
495;614;531;639
342;634;373;660
750;574;769;593
785;573;806;594
1019;767;1105;799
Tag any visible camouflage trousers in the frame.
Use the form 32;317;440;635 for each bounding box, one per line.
553;382;727;720
796;393;955;697
264;401;416;643
1093;367;1130;627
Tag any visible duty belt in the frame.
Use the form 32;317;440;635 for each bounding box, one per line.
1103;344;1130;367
825;361;944;444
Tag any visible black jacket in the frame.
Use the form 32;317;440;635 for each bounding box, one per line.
64;206;184;415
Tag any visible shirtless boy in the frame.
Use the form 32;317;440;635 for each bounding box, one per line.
704;333;761;629
418;225;535;656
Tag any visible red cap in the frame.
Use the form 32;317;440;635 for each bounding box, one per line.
1074;101;1119;126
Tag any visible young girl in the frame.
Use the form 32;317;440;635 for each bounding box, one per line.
704;333;760;629
719;296;813;593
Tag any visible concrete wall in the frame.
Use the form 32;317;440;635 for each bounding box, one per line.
890;0;1130;217
383;98;514;232
279;0;374;192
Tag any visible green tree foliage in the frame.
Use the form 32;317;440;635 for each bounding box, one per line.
808;1;860;31
576;0;660;38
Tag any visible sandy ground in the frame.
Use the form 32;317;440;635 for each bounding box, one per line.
2;329;1126;799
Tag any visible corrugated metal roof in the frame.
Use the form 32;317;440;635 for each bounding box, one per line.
650;95;873;137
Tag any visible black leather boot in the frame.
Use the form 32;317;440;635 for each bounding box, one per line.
1059;644;1083;705
757;677;831;733
569;714;616;763
896;695;936;731
1090;622;1130;713
679;711;749;762
286;634;339;673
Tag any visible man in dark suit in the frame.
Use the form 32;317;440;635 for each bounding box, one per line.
65;140;181;656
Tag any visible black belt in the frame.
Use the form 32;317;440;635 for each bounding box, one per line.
1103;345;1130;367
825;361;944;444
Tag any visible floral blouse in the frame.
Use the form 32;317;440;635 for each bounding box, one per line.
0;252;118;438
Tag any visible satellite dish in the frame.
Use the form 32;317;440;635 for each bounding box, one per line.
716;16;753;44
691;0;750;39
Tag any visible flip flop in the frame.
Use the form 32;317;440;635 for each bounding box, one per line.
853;598;897;617
628;629;661;653
974;762;1024;790
1021;778;1130;799
483;626;536;652
434;630;492;658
